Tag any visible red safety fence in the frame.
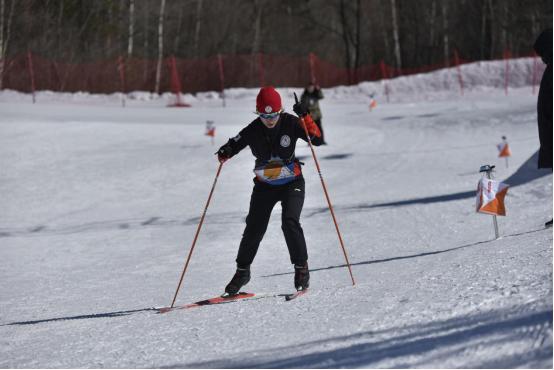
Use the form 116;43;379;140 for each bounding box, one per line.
0;50;540;97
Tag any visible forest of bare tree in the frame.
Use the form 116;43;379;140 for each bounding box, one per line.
0;0;551;92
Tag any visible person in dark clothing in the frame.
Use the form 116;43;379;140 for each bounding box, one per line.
533;28;553;228
301;81;326;144
217;86;323;294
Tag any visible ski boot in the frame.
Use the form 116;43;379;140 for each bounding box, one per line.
224;266;251;296
546;219;553;228
294;263;310;291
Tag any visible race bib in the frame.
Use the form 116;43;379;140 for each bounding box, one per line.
254;159;301;185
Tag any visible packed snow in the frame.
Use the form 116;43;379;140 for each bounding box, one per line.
0;58;552;368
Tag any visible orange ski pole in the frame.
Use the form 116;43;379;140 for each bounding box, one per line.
169;162;224;308
294;93;355;286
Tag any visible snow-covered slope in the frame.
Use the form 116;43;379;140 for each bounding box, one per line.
0;59;551;368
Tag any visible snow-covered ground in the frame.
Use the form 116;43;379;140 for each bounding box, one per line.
0;59;552;368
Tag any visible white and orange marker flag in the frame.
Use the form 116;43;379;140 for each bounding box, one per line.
476;178;509;216
369;99;377;111
497;141;511;158
205;127;215;137
205;120;215;145
205;120;215;137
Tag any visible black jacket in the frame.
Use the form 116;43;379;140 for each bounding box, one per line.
222;112;322;168
534;28;553;169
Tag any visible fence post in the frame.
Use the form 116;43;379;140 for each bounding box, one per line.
454;49;464;96
27;50;36;103
503;49;511;96
117;56;126;107
167;55;190;107
217;54;226;107
380;60;390;103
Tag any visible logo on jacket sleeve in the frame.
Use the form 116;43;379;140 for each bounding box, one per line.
280;135;291;147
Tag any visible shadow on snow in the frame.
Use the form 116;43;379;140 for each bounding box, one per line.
304;149;551;218
261;227;547;278
0;151;549;238
1;307;157;326
168;302;552;368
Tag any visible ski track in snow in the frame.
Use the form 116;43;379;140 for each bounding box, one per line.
0;63;552;368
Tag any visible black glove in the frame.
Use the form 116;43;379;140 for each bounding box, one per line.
293;102;309;117
216;144;233;163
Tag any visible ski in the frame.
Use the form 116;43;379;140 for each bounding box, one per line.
284;289;308;301
157;292;255;313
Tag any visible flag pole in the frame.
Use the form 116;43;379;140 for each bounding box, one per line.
483;166;500;239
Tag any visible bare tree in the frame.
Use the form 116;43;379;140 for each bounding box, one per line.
487;0;495;58
390;0;402;69
128;0;135;56
442;0;449;66
338;0;362;82
142;1;150;83
480;0;487;59
429;0;437;56
194;0;203;56
173;2;185;54
250;0;263;84
0;0;15;89
155;0;166;94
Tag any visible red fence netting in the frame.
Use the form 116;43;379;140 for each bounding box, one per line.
0;50;539;96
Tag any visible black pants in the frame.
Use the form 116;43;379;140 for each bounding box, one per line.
236;177;308;268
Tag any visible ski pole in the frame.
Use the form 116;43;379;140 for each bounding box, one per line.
294;93;356;286
169;161;224;308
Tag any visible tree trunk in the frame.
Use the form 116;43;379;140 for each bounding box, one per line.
339;0;352;82
57;0;64;58
441;0;449;66
194;0;203;56
487;0;494;58
250;0;263;85
354;0;361;82
128;0;134;56
0;0;4;58
0;0;4;90
380;0;390;63
480;0;486;60
429;0;437;62
155;0;166;94
500;1;508;53
0;0;14;90
390;0;402;70
107;3;113;52
173;2;185;54
143;1;149;83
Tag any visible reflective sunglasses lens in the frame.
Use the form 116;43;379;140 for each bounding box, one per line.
260;112;279;119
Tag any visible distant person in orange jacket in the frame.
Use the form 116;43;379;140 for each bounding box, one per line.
533;28;552;228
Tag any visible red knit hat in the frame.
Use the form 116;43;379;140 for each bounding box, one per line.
256;86;282;114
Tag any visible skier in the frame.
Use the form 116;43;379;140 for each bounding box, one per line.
216;86;323;295
301;81;326;144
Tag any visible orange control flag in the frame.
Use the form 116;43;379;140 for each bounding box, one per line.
476;178;509;216
497;142;511;158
